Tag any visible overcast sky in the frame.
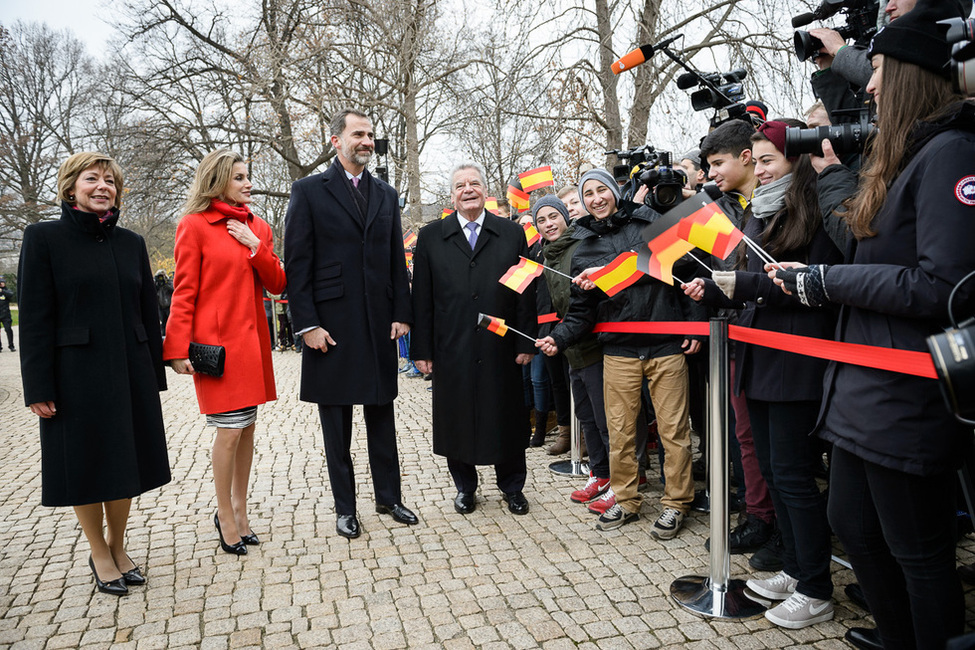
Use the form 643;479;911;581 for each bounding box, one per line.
0;0;119;53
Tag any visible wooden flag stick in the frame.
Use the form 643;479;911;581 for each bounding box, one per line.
673;275;687;286
685;251;714;274
742;235;779;267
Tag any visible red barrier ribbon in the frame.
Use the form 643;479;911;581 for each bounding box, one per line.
538;312;560;325
591;321;937;379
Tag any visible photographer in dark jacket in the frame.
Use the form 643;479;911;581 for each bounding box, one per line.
772;3;975;645
0;278;15;351
538;169;705;536
154;270;173;336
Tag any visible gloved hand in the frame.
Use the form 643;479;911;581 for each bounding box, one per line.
774;264;831;307
711;271;736;300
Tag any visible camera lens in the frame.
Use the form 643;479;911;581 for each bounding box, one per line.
653;184;682;210
793;30;824;62
784;119;876;158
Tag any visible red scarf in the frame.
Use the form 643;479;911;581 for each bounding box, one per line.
210;199;253;221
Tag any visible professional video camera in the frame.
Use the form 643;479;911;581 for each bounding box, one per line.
677;69;747;112
784;109;876;157
940;17;975;96
792;0;880;61
607;145;687;213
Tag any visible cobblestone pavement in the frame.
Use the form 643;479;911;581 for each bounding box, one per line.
1;329;974;649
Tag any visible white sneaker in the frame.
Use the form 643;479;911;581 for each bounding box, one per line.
746;571;798;600
650;507;685;540
764;592;834;629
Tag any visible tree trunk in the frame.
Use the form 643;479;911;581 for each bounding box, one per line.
594;0;622;167
627;0;663;148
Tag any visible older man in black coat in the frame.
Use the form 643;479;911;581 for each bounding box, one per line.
411;164;537;515
284;109;416;539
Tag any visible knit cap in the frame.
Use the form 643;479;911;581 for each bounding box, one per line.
868;0;971;79
577;168;622;211
531;195;571;228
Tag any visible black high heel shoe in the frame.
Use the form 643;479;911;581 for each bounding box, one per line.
240;532;260;546
120;555;146;586
214;513;247;555
89;555;128;596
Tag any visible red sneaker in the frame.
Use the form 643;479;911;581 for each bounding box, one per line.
570;475;610;503
587;489;616;514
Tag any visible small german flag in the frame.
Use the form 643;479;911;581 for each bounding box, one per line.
485;197;499;215
478;313;508;337
519;166;555;192
441;207;452;219
499;256;544;293
403;229;417;248
523;222;541;247
404;251;414;264
675;196;743;260
507;185;530;211
589;251;643;297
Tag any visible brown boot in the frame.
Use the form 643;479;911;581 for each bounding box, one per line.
547;425;571;455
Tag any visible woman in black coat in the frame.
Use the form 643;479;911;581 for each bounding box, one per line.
686;121;843;629
771;4;975;645
18;152;170;596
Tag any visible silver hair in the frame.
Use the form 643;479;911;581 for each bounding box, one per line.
449;163;486;189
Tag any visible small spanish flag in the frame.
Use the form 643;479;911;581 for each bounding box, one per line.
675;196;743;260
403;229;417;248
441;207;452;219
523;222;541;247
589;251;643;297
478;313;508;337
499;256;544;293
519;166;555;192
507;185;530;211
485;197;499;215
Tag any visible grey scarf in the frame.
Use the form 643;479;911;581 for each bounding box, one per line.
751;173;791;220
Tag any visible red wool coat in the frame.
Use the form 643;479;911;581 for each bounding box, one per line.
163;201;287;414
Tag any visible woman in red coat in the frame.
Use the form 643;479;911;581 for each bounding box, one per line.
164;149;286;555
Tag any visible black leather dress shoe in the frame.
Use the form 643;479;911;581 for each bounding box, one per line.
502;491;529;515
336;514;361;539
376;503;419;525
844;583;871;612
845;627;882;650
240;532;260;546
454;492;475;514
89;556;128;596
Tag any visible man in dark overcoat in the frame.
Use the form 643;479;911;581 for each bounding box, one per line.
410;163;537;516
0;278;15;351
284;109;416;539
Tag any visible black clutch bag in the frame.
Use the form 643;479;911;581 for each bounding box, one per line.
188;342;226;378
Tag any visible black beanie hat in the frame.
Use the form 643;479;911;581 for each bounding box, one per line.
531;195;571;228
868;0;971;79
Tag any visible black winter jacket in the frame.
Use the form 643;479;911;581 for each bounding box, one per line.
549;206;706;359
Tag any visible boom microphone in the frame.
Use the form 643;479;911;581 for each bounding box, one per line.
791;12;816;27
611;34;682;75
612;45;655;74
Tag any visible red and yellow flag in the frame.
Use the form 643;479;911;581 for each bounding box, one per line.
507;185;530;211
519;165;555;192
404;250;414;265
636;235;694;286
523;222;541;247
478;313;508;337
403;229;417;248
675;198;742;260
499;256;544;293
441;207;452;219
485;197;499;215
589;251;643;297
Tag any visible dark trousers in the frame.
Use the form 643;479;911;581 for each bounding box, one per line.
447;454;526;495
0;317;12;349
749;399;832;600
569;361;610;479
543;352;572;427
829;445;963;650
317;403;401;515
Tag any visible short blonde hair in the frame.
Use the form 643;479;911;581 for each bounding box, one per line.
57;152;124;209
183;149;244;215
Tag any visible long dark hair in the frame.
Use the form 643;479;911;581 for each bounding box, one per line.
844;57;963;239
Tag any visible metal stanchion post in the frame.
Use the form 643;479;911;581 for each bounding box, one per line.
550;382;588;477
671;318;765;619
